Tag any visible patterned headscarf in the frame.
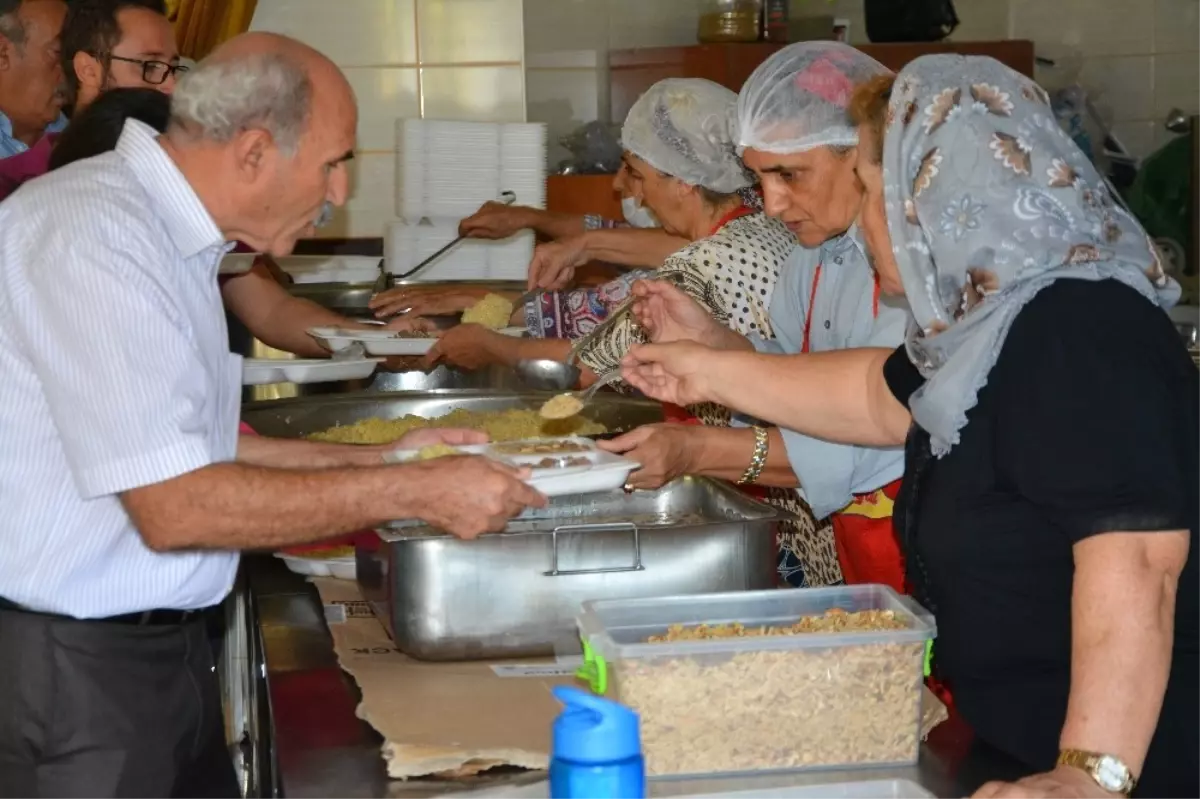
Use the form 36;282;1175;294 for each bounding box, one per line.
882;55;1179;456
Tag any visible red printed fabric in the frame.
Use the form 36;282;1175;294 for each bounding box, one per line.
0;133;56;201
829;478;906;593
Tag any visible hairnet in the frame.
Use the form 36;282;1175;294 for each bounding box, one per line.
621;78;751;194
736;41;891;155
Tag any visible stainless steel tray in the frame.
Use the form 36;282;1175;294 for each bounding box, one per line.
240;389;663;439
356;477;785;661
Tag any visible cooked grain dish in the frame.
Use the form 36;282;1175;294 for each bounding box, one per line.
309;408;605;445
461;293;514;329
539;393;584;420
416;444;461;460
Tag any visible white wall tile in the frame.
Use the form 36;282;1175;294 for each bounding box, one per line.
607;0;700;49
318;153;397;238
526;67;603;166
250;0;418;66
947;0;1011;42
1110;119;1158;159
1077;56;1156;123
421;66;527;121
1010;0;1154;59
1154;0;1200;54
524;0;609;57
417;0;524;64
343;68;420;151
1154;52;1200;117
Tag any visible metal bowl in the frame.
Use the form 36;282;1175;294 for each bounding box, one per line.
514;358;581;391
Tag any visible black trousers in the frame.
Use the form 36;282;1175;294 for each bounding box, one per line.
0;605;240;798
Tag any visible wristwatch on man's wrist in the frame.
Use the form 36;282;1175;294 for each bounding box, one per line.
1057;749;1137;796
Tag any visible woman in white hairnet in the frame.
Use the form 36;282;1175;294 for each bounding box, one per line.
427;78;833;584
604;42;912;589
427;77;793;381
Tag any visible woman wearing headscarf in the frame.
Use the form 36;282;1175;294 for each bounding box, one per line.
622;54;1197;798
603;43;912;590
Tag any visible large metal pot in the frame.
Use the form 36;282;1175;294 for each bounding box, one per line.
357;477;785;661
239;390;664;439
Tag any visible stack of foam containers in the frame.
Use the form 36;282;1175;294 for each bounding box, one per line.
390;119;546;283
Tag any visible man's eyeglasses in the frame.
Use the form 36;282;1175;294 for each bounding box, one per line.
104;54;189;85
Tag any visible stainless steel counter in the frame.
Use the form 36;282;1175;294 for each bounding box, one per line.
247;556;1022;799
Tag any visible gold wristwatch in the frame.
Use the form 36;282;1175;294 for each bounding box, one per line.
1057;749;1136;796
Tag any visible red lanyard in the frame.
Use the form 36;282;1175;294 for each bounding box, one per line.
800;264;881;354
709;205;755;236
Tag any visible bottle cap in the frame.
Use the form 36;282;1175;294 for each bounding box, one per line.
551;685;641;764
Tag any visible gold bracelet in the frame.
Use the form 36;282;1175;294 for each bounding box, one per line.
737;426;769;485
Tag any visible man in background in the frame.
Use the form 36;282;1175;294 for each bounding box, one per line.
0;0;66;194
62;0;181;114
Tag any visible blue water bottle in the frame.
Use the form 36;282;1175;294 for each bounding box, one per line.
549;685;645;799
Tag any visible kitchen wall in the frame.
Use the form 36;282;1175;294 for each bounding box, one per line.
526;0;1199;167
249;0;527;238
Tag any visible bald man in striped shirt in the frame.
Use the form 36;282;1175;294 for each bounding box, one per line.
0;33;543;797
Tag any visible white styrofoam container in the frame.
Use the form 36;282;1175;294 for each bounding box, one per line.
306;327;436;356
274;553;356;580
241;357;382;385
383;436;636;498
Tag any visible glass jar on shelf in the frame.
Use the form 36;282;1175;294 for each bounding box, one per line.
697;0;762;43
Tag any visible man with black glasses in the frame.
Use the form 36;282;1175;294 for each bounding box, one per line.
62;0;183;115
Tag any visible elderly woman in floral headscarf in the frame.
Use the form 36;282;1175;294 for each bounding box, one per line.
620;54;1197;798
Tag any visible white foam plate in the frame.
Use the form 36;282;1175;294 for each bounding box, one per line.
219;253;257;275
383;436;636;498
307;327;436;356
242;357;383;385
274;553;356;580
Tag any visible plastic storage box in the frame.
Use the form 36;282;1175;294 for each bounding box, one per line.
575;585;936;779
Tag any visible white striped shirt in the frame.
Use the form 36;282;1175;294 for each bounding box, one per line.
0;119;241;618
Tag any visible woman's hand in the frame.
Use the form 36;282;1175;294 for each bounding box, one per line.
631;279;726;346
527;236;589;290
973;766;1121;798
459;201;536;239
423;324;507;371
596;424;700;490
620;342;717;407
370;284;488;319
391;427;490;451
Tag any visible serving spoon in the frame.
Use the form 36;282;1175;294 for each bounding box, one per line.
538;371;625;420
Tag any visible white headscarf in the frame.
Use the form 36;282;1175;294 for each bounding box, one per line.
621;78;751;194
736;41;891;154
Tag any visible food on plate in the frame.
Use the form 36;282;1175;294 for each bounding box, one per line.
616;608;922;776
293;545;355;559
539;392;584;420
393;330;435;339
490;439;592;455
530;455;592;469
309;408;605;445
461;293;515;329
416;444;461;460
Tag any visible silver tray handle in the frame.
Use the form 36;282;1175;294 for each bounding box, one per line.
544;522;645;576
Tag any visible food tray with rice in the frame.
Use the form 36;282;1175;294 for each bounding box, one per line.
574;585;937;779
382;436;638;498
240;391;663;445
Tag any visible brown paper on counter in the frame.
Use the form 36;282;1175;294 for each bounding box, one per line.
311;578;572;781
